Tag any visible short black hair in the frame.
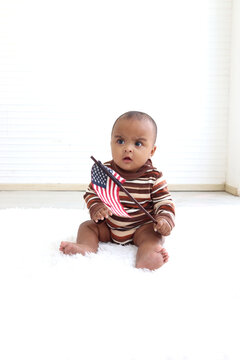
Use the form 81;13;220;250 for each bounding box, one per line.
112;111;157;143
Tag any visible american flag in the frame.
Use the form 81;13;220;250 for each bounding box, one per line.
91;163;131;217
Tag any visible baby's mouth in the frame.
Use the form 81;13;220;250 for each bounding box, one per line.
123;156;132;162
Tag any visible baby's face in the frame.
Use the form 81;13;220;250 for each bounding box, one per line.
111;116;156;172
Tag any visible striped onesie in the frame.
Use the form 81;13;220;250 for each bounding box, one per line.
84;159;175;245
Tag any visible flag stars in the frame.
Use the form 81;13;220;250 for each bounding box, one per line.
91;164;108;188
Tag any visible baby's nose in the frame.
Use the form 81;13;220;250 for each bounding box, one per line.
124;144;133;152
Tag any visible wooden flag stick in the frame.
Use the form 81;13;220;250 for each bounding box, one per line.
91;156;157;224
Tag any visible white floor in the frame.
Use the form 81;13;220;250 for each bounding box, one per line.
0;191;240;360
0;190;239;208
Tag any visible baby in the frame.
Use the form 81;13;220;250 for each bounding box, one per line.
60;111;175;270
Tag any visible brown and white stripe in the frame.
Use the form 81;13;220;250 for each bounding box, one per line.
84;160;175;244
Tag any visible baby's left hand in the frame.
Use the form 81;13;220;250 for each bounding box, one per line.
154;218;171;236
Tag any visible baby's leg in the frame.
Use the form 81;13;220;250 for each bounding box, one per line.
133;223;169;271
59;220;111;255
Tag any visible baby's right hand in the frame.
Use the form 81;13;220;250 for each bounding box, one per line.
91;205;113;223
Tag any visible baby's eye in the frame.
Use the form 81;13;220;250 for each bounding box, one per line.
135;141;142;147
117;139;124;144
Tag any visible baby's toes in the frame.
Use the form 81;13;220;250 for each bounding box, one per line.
59;242;66;251
160;248;169;263
63;244;74;255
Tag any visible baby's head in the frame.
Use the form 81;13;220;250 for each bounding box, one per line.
111;111;157;172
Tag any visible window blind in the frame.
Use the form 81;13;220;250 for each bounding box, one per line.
0;0;232;188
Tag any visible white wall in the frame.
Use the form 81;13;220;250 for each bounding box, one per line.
0;0;233;188
227;0;240;195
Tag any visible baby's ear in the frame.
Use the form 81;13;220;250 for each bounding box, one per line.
150;145;157;157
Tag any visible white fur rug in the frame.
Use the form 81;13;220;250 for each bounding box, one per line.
1;206;240;360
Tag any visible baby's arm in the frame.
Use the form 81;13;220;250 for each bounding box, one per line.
151;173;175;236
84;183;112;222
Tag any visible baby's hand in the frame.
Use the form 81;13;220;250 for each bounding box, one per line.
154;218;171;236
91;204;113;223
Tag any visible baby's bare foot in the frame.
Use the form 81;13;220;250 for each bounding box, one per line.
59;241;96;255
136;245;169;270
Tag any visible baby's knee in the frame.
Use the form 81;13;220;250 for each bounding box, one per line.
79;220;98;232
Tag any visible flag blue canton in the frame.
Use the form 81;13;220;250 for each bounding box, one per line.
91;164;113;188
